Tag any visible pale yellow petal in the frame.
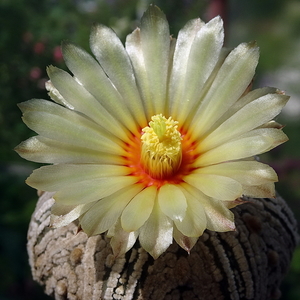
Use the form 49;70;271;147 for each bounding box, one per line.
222;198;246;209
158;184;187;221
19;99;125;154
182;183;235;232
126;29;153;117
169;18;204;118
194;161;278;186
47;65;130;140
182;48;231;130
121;186;156;232
126;5;170;117
190;42;259;137
90;25;147;128
54;176;138;205
171;17;224;124
196;128;288;167
139;199;173;259
198;92;289;151
243;182;276;198
184;173;243;200
204;198;236;232
80;184;144;236
173;227;198;253
26;164;130;192
259;120;284;129
45;80;74;109
15;136;125;164
108;219;139;257
174;188;207;237
62;42;140;135
210;87;280;131
139;5;170;115
50;202;94;228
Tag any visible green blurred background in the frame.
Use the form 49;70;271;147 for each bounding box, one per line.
0;0;299;299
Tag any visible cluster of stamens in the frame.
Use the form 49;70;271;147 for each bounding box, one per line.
141;114;182;179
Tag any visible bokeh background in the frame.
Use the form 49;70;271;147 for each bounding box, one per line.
0;0;299;299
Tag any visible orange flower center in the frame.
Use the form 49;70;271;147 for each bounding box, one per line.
123;115;199;188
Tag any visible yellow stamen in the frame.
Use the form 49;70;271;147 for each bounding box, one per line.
141;114;182;179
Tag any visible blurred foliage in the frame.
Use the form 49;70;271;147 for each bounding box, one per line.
0;0;299;299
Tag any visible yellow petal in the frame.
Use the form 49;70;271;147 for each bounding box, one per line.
158;184;187;221
121;186;156;232
62;42;139;135
210;87;280;131
80;184;143;236
194;161;278;186
190;42;259;136
54;176;138;205
27;164;130;192
204;198;236;232
181;183;235;232
139;199;173;259
47;65;130;140
169;18;205;121
126;28;153;117
174;188;207;237
50;202;94;228
139;5;170;114
19;99;125;154
173;226;198;253
90;25;147;128
45;80;73;109
15;136;125;164
184;173;243;200
171;17;224;124
243;182;276;198
107;219;138;257
198;92;289;151
196;128;288;167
